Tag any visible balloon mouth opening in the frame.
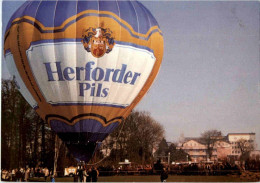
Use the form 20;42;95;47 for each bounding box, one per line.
50;119;119;163
57;134;101;163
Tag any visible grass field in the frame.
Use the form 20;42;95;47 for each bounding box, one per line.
29;175;248;182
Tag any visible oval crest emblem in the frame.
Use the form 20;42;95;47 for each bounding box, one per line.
82;27;115;58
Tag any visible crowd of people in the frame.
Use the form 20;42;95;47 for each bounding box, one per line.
1;167;50;182
95;161;247;176
1;166;100;182
75;166;99;182
1;161;259;182
169;162;242;175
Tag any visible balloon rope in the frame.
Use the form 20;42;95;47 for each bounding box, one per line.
87;119;126;166
115;119;126;141
86;156;108;166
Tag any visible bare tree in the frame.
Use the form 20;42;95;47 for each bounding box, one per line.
104;111;164;165
200;130;222;160
237;138;254;162
136;112;164;165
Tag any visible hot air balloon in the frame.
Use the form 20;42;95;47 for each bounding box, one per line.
4;0;163;163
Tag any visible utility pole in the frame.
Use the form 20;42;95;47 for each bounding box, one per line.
168;152;171;165
54;135;62;177
41;119;46;167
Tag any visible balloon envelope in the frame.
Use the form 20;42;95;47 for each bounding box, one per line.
4;0;163;162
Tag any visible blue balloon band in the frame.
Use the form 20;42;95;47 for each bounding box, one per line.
6;1;159;35
50;119;119;137
5;12;162;42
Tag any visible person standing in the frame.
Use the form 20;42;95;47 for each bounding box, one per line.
15;168;23;182
83;168;87;182
11;169;16;181
36;167;40;177
24;168;30;182
44;167;49;182
77;166;84;182
86;168;92;182
2;169;7;181
91;167;99;182
51;174;55;182
160;168;168;182
8;170;12;181
30;168;34;178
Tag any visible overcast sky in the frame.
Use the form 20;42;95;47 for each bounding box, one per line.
1;1;260;147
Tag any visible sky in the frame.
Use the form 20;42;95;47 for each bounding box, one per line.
1;1;260;147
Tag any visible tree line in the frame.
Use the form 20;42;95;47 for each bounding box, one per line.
1;79;165;170
1;79;56;169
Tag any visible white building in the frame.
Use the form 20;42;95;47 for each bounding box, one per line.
227;133;256;157
177;138;218;162
177;133;256;162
